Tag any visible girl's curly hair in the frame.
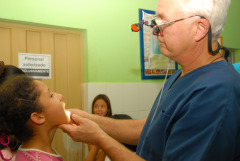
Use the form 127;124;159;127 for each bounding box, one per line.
0;75;42;142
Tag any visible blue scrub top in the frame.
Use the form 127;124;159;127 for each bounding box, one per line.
136;61;240;161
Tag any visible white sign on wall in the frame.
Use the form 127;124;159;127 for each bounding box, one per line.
18;53;51;79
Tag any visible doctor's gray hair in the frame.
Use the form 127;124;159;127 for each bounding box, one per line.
175;0;231;41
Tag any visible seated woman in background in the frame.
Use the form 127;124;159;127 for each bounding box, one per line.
85;94;112;161
0;75;70;161
0;61;25;161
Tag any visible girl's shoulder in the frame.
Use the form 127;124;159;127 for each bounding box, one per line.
16;147;63;161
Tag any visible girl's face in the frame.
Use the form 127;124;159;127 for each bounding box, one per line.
35;80;70;127
93;99;108;116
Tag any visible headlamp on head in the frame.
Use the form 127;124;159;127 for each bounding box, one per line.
131;17;158;33
131;15;230;58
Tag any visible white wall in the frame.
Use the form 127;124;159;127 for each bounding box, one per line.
84;83;163;119
83;82;163;158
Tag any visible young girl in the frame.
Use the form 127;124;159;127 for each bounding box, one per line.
0;61;25;161
91;94;112;117
85;94;112;161
0;75;70;161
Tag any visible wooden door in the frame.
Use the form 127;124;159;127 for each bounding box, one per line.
0;21;84;161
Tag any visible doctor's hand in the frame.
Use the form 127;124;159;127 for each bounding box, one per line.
59;114;106;145
66;108;92;119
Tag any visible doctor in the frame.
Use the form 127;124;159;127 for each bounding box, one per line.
59;0;240;160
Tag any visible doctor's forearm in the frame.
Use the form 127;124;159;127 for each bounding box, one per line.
90;115;146;145
97;132;145;161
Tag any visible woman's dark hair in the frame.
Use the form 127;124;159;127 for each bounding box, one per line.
0;75;42;143
0;61;25;151
91;94;112;117
111;114;132;120
111;114;137;152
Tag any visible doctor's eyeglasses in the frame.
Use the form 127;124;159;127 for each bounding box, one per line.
131;14;205;35
131;14;230;57
151;15;205;35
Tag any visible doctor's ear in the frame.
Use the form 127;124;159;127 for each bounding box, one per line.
194;18;210;42
30;112;45;125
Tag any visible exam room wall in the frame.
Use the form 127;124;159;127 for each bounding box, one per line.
0;0;239;83
0;1;239;119
0;0;159;83
0;0;160;120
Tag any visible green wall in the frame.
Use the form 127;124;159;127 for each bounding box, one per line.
221;0;240;65
0;0;239;83
221;0;240;48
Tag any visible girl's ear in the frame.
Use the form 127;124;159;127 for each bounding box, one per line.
194;18;210;42
30;112;45;125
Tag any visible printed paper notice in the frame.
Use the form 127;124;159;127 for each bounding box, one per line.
18;53;51;79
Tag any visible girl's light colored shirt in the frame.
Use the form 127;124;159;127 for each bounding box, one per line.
15;145;63;161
